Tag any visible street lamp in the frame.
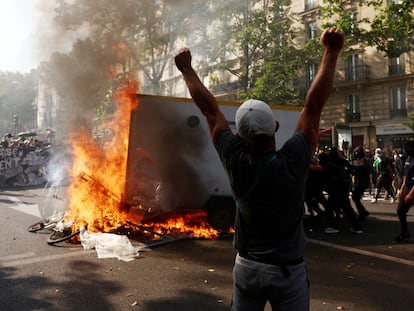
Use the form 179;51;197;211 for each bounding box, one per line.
12;114;18;136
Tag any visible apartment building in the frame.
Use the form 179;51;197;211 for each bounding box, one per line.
294;0;414;151
166;0;414;152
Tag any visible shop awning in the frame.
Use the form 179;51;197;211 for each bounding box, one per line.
376;124;414;136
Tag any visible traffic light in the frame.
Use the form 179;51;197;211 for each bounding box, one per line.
12;114;18;126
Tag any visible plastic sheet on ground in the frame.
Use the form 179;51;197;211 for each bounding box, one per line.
79;227;149;262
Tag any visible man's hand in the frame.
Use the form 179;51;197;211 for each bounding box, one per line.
174;48;192;74
320;28;344;53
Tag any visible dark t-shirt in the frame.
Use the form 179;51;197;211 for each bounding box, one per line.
405;157;414;190
214;130;310;260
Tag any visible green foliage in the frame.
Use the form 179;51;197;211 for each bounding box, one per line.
209;0;313;105
322;0;414;58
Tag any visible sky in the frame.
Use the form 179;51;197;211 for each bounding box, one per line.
0;1;39;73
0;1;77;74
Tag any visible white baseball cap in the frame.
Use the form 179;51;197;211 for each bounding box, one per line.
235;99;277;143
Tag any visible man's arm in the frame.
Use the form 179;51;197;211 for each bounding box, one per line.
296;28;344;152
174;48;230;140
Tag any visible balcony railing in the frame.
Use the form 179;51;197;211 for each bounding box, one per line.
389;64;405;76
390;108;407;118
335;65;370;84
346;111;361;123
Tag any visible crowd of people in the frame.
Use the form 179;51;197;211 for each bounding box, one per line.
1;132;47;149
304;143;413;241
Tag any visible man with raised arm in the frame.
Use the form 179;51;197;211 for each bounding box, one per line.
175;28;344;311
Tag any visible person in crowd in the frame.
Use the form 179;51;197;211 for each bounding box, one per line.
351;146;371;220
395;141;414;242
175;27;344;311
1;133;12;147
304;157;328;232
319;147;363;234
9;136;23;148
392;148;404;197
305;158;327;216
371;148;396;203
366;148;376;195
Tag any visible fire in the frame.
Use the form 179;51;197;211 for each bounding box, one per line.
142;211;222;240
62;43;226;240
66;80;138;233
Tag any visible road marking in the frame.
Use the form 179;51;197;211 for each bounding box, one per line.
308;238;414;267
6;196;41;218
0;252;37;261
0;249;95;267
3;194;413;268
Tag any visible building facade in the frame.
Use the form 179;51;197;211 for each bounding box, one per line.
166;0;414;152
293;0;414;151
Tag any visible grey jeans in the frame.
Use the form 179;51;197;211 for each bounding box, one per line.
231;253;309;311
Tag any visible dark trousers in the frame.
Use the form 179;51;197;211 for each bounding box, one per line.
374;174;395;200
327;191;361;230
352;184;369;216
397;189;412;235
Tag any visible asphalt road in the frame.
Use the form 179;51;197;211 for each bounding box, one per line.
0;188;413;311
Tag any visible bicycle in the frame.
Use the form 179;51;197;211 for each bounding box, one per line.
27;179;80;245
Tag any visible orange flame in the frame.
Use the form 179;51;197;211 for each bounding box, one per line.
143;211;222;239
63;42;226;239
66;80;138;232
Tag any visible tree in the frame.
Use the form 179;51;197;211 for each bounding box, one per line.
322;0;414;58
55;0;210;94
205;0;312;105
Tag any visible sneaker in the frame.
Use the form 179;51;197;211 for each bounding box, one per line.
324;227;339;234
371;199;377;203
395;232;410;242
390;197;395;203
350;227;364;234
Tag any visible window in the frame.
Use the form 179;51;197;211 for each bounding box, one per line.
348;93;360;114
346;93;361;122
346;53;359;81
389;54;405;75
305;0;318;10
307;63;317;86
391;87;407;117
306;21;317;40
349;11;358;36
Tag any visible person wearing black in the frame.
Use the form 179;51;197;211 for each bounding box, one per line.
371;148;396;203
320;147;363;234
304;157;329;232
351;146;371;220
175;28;344;311
392;149;404;197
396;141;414;242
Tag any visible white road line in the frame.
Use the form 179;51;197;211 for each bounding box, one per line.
4;195;413;268
0;249;95;267
308;238;414;267
6;196;41;218
0;252;37;261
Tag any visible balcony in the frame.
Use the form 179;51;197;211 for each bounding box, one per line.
389;64;405;76
346;111;361;123
335;65;370;84
390;108;407;118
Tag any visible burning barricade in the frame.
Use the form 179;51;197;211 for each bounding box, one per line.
35;86;232;258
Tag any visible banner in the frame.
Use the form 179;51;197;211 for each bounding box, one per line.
0;147;50;188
